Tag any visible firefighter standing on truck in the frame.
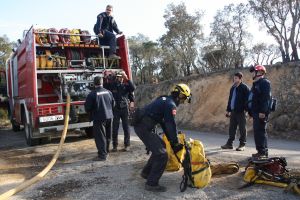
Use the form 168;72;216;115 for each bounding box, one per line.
248;65;272;158
93;4;123;59
133;84;192;192
85;76;115;161
104;71;135;152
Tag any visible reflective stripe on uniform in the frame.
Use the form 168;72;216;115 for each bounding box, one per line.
97;91;110;96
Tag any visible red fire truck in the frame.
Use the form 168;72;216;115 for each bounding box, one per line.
6;26;131;145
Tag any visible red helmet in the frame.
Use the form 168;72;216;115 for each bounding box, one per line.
250;65;267;74
255;65;267;73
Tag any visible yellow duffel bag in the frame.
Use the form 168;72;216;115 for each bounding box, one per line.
163;133;186;171
163;132;212;191
188;138;212;189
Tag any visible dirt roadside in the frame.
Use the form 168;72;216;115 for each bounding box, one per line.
0;128;299;200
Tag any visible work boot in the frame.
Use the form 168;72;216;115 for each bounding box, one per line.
140;172;148;179
221;143;233;149
122;146;130;152
252;152;268;159
109;54;121;59
145;184;167;192
111;147;118;152
236;144;245;151
92;156;107;161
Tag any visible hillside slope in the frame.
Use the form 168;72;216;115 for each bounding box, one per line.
134;63;300;140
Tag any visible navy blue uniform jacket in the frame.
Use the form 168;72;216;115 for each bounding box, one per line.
84;87;115;122
144;96;178;144
104;80;135;109
94;12;121;35
250;78;271;114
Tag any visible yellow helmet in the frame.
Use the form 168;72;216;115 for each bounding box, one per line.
172;84;192;102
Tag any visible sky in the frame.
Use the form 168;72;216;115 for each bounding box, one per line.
0;0;275;45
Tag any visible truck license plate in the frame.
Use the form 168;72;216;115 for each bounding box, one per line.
39;115;64;123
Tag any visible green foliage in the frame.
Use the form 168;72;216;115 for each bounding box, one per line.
129;3;205;84
128;34;161;84
160;3;204;77
0;35;13;68
249;0;300;62
208;3;251;70
128;1;298;83
0;108;8;120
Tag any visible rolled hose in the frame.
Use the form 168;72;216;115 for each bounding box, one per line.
0;94;71;200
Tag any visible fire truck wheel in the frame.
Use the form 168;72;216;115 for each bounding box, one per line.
85;127;94;138
23;113;40;146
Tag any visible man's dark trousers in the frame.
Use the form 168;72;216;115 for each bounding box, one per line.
227;111;247;145
93;119;112;158
134;117;168;186
112;108;130;147
253;113;268;156
99;30;117;55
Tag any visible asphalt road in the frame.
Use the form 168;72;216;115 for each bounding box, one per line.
2;127;299;168
184;130;300;168
0;127;299;200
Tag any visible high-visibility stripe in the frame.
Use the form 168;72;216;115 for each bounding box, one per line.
97;91;109;95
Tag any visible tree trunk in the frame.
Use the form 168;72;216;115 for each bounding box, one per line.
290;41;299;61
278;45;287;63
284;40;290;62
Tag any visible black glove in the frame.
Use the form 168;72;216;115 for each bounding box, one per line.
171;143;184;154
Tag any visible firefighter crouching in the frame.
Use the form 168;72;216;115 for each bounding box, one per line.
133;84;192;192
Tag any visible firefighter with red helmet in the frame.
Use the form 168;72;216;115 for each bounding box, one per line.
248;65;272;158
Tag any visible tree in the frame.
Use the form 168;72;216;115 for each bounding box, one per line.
209;3;251;69
128;34;160;84
160;3;204;77
249;43;281;65
0;35;13;68
249;0;300;62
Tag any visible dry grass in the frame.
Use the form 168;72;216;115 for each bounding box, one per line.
0;108;10;128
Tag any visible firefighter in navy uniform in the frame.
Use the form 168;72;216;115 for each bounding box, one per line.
248;65;272;158
93;5;123;59
134;84;192;192
85;76;115;161
104;71;135;152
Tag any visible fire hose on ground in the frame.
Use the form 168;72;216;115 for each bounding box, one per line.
0;94;71;200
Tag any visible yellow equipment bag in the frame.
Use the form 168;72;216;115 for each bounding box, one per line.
187;138;212;189
163;132;211;191
39;55;47;69
36;56;40;69
70;29;81;44
242;157;300;195
45;50;53;69
163;133;186;171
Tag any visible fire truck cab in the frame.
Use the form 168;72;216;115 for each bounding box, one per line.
6;26;131;146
